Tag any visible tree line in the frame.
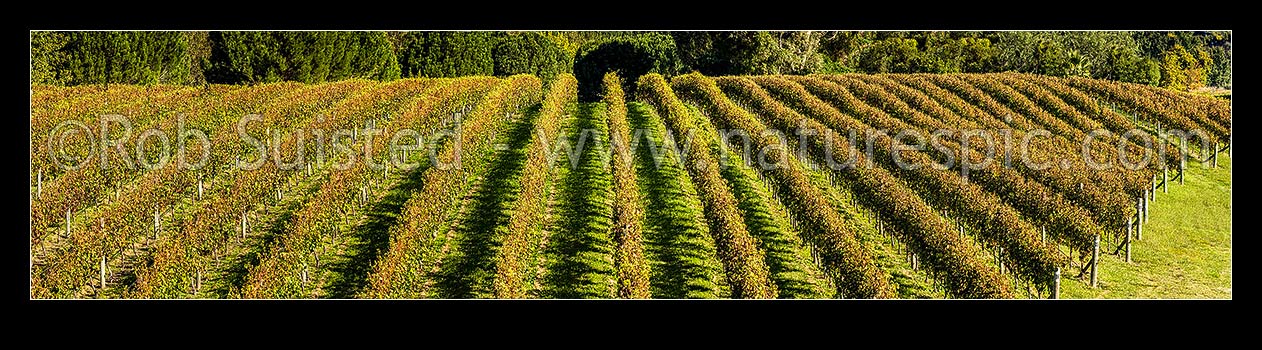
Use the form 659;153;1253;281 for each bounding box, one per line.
32;31;574;86
31;31;1230;93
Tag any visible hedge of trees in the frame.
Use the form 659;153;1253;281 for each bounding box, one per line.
397;31;494;78
32;31;578;85
31;31;1231;91
493;32;571;78
32;32;194;86
821;31;1231;90
204;31;401;84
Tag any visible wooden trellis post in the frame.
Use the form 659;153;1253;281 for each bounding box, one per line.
1212;142;1219;168
99;255;106;293
37;170;42;198
1162;168;1168;193
1144;189;1151;222
1125;217;1133;262
197;176;204;200
1091;235;1100;288
240;211;248;241
153;207;160;239
1139;193;1146;224
1137;211;1144;241
998;247;1005;274
1052;268;1061;299
1179;138;1186;185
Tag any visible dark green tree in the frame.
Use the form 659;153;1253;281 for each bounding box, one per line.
398;31;494;78
204;31;399;84
54;32;190;86
672;32;775;75
31;32;68;85
1106;47;1160;86
854;37;921;73
493;32;570;78
958;37;997;73
1207;45;1231;88
574;33;680;101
